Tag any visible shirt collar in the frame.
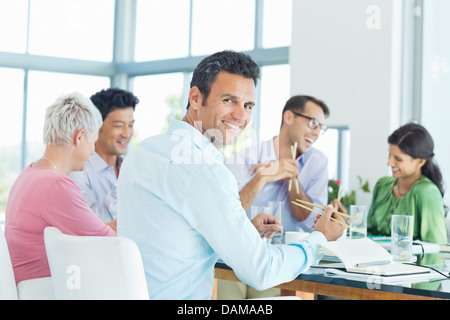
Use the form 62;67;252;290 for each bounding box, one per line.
89;152;123;172
167;120;224;161
261;136;306;165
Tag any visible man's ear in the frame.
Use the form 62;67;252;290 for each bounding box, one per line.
73;129;85;146
283;110;295;126
189;86;203;111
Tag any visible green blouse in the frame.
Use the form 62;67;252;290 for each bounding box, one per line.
367;175;447;244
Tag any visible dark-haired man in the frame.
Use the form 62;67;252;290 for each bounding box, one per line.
69;88;139;227
227;95;330;234
117;51;345;300
221;95;330;299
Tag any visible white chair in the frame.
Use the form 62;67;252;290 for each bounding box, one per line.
17;277;54;300
0;227;18;300
44;227;149;300
1;228;54;300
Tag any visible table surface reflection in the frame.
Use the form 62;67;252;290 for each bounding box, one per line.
215;253;450;300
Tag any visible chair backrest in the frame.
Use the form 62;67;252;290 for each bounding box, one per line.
17;277;54;300
0;228;18;300
44;227;149;300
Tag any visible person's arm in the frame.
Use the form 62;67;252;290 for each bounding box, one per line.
287;180;313;221
183;163;341;291
238;159;298;212
68;170;117;223
42;175;116;236
289;152;329;224
251;213;283;239
415;183;447;244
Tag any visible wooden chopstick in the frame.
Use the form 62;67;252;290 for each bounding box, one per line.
291;201;350;228
295;199;358;221
288;143;300;194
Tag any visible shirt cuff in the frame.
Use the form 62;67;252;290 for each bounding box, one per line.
305;231;327;256
288;231;327;253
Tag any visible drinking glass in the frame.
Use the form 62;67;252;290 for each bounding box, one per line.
268;201;284;244
349;205;368;239
391;215;414;262
250;206;273;243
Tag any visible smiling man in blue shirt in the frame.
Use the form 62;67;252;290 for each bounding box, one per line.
117;50;345;300
69;88;139;227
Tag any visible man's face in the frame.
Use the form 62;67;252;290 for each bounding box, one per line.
192;71;256;146
289;101;326;155
96;107;135;156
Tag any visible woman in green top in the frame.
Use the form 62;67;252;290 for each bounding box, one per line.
366;123;447;243
333;123;447;243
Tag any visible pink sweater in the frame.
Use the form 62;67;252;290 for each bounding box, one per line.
5;166;115;284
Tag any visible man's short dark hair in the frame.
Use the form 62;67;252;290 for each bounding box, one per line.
187;50;261;109
90;88;139;121
280;95;330;128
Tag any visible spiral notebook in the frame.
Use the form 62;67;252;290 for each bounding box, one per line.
317;238;430;277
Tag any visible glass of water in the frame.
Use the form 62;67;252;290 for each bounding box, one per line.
267;201;284;244
349;205;368;239
391;215;414;262
250;206;273;243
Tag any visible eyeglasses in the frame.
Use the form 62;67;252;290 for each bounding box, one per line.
291;110;327;135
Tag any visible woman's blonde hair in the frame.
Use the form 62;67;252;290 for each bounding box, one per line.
43;92;102;146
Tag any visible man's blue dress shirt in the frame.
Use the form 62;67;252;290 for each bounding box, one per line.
69;152;121;222
117;120;327;300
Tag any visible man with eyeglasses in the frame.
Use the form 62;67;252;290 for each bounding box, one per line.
221;95;330;298
227;95;329;232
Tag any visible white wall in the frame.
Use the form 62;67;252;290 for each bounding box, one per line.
290;0;403;204
421;0;450;209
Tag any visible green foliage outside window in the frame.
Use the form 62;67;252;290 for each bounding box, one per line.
328;176;370;211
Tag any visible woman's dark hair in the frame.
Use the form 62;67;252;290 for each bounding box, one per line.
388;123;445;197
186;50;261;109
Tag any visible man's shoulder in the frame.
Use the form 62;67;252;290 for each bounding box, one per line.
226;139;275;165
305;147;327;159
302;147;328;167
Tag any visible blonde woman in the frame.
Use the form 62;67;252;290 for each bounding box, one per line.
5;92;115;285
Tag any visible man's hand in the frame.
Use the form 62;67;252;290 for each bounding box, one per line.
239;159;299;212
251;213;283;239
313;204;346;241
330;199;348;215
106;219;117;233
248;159;298;184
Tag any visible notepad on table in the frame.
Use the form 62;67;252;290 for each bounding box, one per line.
317;238;430;277
369;236;444;254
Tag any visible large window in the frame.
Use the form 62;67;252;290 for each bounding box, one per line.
262;0;292;48
26;71;110;163
28;0;115;61
0;68;24;216
0;0;28;53
191;0;255;56
132;73;185;145
258;64;291;142
0;0;297;220
135;0;190;62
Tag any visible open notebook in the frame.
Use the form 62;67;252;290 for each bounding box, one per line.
317;238;430;276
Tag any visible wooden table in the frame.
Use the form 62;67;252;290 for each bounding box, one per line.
214;261;450;300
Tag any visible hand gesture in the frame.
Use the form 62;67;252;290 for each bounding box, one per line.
313;204;346;241
251;213;283;239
